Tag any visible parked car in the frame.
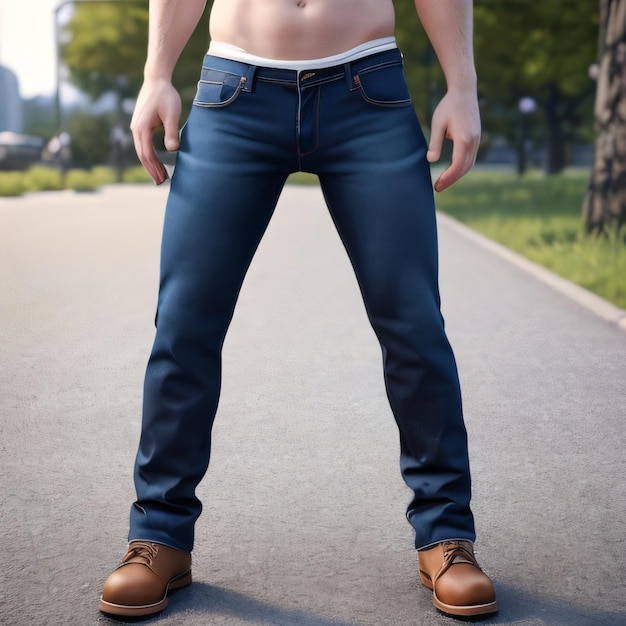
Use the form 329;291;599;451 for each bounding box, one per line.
0;131;44;170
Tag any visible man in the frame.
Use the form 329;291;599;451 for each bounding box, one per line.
100;0;497;619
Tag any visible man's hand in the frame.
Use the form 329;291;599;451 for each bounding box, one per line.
130;79;182;185
427;87;481;192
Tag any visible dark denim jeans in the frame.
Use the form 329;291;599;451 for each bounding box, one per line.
129;48;476;552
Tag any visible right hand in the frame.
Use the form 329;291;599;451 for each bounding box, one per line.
426;86;481;192
130;78;182;185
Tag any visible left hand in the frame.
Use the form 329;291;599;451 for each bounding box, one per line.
427;88;481;192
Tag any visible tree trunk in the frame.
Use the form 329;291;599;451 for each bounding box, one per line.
544;87;566;174
583;0;626;236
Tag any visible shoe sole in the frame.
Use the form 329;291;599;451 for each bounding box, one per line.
99;570;192;617
419;569;498;617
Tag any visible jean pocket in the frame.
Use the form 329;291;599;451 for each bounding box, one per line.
193;68;246;108
354;62;412;108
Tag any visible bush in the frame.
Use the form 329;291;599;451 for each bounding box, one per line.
66;111;113;168
122;165;152;183
0;165;150;195
89;166;117;186
24;166;63;192
64;169;98;192
0;172;26;196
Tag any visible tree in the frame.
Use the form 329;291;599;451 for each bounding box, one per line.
393;1;445;127
62;2;147;99
582;0;626;236
472;0;599;173
23;97;57;141
60;1;213;159
66;110;114;168
392;0;598;172
62;1;211;103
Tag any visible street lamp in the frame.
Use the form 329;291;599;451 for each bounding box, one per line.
53;1;72;137
517;96;537;175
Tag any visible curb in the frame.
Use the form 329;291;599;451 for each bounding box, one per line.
437;212;626;332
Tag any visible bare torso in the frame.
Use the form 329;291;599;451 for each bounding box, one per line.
209;0;396;59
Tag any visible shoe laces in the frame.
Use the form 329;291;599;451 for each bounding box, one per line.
122;541;159;567
441;541;477;568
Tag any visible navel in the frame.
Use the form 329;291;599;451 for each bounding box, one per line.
297;0;306;7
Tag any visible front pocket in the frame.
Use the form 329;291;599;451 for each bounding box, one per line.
193;69;246;108
354;62;412;108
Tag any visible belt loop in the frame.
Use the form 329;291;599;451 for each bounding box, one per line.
242;64;256;92
344;62;354;89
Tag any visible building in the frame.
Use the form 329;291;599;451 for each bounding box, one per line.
0;65;23;132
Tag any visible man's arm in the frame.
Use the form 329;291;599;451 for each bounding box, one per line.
413;0;480;192
131;0;207;184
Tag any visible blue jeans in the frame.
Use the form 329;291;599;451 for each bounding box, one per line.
130;48;476;552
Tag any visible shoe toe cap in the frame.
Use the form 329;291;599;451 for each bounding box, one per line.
102;564;165;607
435;563;496;607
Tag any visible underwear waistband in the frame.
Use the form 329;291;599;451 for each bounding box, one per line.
207;37;397;70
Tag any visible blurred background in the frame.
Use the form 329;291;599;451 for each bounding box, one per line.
0;0;212;180
0;0;624;309
0;0;599;176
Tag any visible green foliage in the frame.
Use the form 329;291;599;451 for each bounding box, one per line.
62;1;212;103
59;0;597;171
122;165;153;183
64;169;99;191
0;166;123;196
66;110;113;168
89;166;118;186
62;2;149;99
436;169;626;309
394;0;599;115
393;0;444;124
287;172;319;185
24;166;64;192
472;0;598;167
0;172;27;196
392;0;599;171
173;3;214;100
22;98;57;141
473;1;598;103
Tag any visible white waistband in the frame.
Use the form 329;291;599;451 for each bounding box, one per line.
207;37;397;70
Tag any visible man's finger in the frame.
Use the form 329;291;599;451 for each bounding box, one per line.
134;126;168;185
433;130;478;192
427;120;445;163
163;117;180;153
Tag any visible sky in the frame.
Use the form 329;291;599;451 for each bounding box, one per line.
0;0;67;98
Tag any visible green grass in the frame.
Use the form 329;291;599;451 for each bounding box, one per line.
435;168;626;310
284;168;626;310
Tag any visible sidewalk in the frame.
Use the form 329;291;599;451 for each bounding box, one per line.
1;184;624;626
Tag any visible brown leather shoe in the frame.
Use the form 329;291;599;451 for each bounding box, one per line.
418;540;497;617
99;540;192;617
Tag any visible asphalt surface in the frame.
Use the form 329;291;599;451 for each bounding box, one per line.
1;184;625;626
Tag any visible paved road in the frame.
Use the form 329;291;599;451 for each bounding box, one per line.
1;184;624;626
